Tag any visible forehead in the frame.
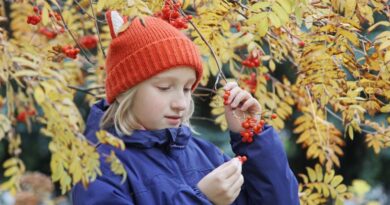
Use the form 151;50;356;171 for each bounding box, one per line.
152;66;196;81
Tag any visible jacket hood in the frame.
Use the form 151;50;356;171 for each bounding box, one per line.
84;99;192;149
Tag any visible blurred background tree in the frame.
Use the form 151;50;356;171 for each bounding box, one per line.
0;0;389;204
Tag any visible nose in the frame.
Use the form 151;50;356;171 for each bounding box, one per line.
170;92;187;112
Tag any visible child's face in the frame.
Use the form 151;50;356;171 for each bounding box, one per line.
131;67;196;130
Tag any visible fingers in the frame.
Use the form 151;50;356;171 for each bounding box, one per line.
218;158;241;179
225;174;244;202
229;174;244;192
231;91;251;108
224;81;238;91
224;84;251;109
240;98;258;112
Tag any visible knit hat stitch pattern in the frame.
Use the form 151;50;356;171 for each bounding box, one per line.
105;16;203;104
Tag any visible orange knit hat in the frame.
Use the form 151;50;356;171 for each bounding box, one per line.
105;11;203;104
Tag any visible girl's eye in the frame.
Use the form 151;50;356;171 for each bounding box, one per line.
157;86;170;91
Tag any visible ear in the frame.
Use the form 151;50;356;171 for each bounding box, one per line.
105;10;128;39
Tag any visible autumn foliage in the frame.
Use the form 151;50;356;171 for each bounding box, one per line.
0;0;389;204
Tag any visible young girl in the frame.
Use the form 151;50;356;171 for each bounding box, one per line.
72;11;299;205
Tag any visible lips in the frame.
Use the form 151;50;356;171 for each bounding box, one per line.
165;116;181;125
165;116;181;119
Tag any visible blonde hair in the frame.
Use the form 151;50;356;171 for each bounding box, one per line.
100;86;195;136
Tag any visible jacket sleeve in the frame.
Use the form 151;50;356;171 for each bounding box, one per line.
230;125;300;205
72;176;135;205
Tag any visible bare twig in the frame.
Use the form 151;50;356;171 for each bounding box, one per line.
51;3;94;65
89;0;106;58
173;0;228;90
74;0;106;24
67;85;101;97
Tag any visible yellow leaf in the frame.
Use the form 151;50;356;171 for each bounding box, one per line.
13;70;39;78
379;41;390;51
307;167;317;182
338;29;359;46
3;158;18;168
380;104;390;112
41;4;50;26
336;184;347;193
294;5;303;25
257;16;269;37
12;57;38;69
269;60;276;72
368;21;390;32
247;12;267;27
277;0;292;13
34;86;46;104
97;0;106;12
348;125;354;140
344;0;356;18
252;2;271;10
315;164;323;182
331;175;343;187
4;166;18;177
272;3;289;24
324;170;335;184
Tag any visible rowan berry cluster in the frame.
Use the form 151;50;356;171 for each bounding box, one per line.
17;108;36;123
242;54;261;68
155;0;192;29
61;45;80;59
39;28;57;39
241;72;257;94
78;35;98;49
240;116;265;143
27;6;41;25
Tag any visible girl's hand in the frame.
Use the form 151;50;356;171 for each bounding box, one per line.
223;82;262;133
197;158;243;205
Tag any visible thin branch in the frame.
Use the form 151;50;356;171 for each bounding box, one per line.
67;85;99;97
73;0;107;24
305;86;325;144
195;87;218;94
174;1;228;89
89;0;106;58
227;0;249;10
51;3;94;65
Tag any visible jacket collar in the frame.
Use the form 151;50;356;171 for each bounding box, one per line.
108;125;192;149
88;99;192;149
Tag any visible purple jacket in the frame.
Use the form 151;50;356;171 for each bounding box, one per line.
71;99;299;204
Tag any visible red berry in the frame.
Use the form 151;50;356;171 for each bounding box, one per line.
241;122;250;129
33;6;39;13
271;114;277;119
241;156;247;162
298;41;305;48
17;112;27;122
253;58;259;67
78;35;98;49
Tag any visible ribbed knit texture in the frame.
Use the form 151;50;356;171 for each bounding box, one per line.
105;15;203;104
